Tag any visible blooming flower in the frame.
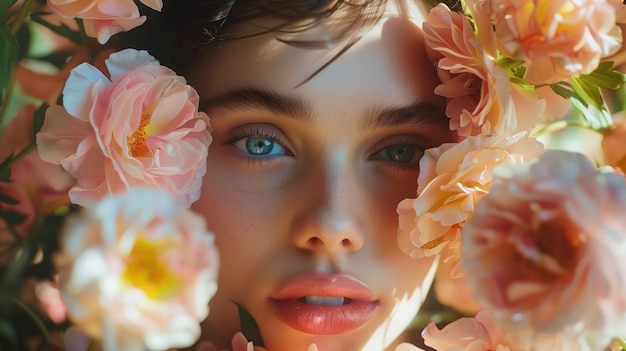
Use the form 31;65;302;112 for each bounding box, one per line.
47;0;163;44
461;149;626;350
479;0;624;84
36;49;211;208
423;3;545;137
421;308;514;351
55;187;219;351
397;132;544;261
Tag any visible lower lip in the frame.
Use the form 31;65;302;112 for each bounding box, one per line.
270;298;378;335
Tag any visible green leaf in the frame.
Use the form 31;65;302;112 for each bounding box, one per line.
32;103;47;134
0;209;27;225
30;12;83;44
549;82;576;100
0;191;19;205
0;0;18;19
0;21;18;108
235;302;265;347
571;75;605;112
582;61;626;90
0;317;17;351
0;155;13;182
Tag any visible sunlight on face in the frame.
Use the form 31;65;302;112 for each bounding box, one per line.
190;2;452;350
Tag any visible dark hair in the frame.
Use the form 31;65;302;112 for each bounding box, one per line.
122;0;462;75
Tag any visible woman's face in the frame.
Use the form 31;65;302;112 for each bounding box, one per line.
190;4;452;351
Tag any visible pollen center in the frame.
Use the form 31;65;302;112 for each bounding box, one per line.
127;113;152;157
121;236;179;300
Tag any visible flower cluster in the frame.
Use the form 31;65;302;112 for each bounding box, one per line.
3;0;626;351
396;0;626;350
1;1;223;350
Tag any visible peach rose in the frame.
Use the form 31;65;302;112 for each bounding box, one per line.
55;187;219;351
602;118;626;173
479;0;624;84
421;309;514;351
433;254;482;315
462;150;626;350
37;49;211;208
397;132;544;261
423;3;545;137
47;0;162;44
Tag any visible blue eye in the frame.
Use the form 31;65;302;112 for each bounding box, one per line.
237;136;287;156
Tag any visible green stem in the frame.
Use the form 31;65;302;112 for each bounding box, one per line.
530;119;596;138
9;0;34;36
9;296;50;343
617;337;626;350
0;77;15;128
5;141;36;169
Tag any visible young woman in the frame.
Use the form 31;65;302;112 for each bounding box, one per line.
156;1;455;350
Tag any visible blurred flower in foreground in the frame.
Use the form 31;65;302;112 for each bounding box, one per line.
421;308;513;351
397;132;543;262
47;0;163;44
55;187;219;351
462;149;626;350
37;49;211;208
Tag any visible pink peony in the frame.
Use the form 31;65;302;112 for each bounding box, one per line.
462;149;626;350
47;0;163;44
479;0;624;84
55;187;219;351
397;132;544;261
421;309;514;351
37;49;211;208
423;3;545;137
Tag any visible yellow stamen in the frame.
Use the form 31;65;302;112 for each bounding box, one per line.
127;113;152;157
121;236;180;300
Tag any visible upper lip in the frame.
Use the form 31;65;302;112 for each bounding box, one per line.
270;273;377;302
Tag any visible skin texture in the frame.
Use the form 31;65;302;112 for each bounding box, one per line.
189;2;454;350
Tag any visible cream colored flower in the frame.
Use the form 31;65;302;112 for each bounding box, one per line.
423;3;545;137
462;150;626;350
37;49;211;208
480;0;624;84
55;188;219;351
397;132;544;261
47;0;162;44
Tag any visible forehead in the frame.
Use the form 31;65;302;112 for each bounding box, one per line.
190;3;441;109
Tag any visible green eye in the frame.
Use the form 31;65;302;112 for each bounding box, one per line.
382;145;416;163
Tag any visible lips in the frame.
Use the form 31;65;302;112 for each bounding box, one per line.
269;273;379;335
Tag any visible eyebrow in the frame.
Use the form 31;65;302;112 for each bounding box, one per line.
202;87;447;130
201;87;313;121
362;102;448;131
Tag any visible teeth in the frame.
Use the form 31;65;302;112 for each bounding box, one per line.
304;296;346;305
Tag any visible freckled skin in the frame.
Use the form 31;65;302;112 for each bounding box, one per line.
190;3;452;351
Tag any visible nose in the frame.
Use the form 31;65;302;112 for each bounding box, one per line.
292;158;365;255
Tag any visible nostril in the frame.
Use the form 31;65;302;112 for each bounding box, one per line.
341;239;350;247
307;237;322;246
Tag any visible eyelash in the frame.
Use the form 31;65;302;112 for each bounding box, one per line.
367;136;426;172
219;126;292;165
